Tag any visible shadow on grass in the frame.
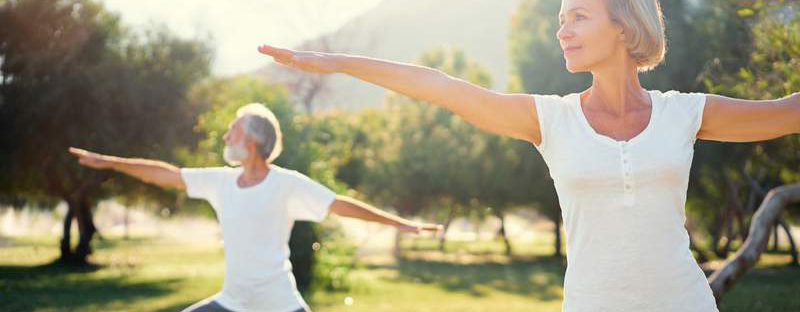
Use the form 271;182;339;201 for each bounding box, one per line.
372;255;566;300
0;261;179;312
718;263;800;312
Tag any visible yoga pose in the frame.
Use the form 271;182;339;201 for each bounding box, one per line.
257;0;799;310
69;104;441;312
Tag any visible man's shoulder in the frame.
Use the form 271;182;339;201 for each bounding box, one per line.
268;164;301;179
182;166;239;176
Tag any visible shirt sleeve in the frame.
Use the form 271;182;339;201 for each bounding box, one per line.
181;167;227;201
670;92;707;141
686;93;707;140
531;94;566;155
285;171;337;222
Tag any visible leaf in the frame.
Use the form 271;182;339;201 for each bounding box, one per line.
737;8;755;17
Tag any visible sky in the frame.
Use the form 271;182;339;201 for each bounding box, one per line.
101;0;383;76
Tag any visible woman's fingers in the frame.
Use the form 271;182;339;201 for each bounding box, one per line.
257;44;339;74
257;44;295;65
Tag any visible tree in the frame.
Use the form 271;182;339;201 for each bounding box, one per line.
696;0;800;269
0;0;211;264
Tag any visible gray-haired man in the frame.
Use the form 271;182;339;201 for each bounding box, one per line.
70;103;441;312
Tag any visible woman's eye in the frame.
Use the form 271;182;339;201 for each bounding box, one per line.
575;14;586;21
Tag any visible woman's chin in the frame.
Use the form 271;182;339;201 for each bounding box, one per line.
564;62;589;73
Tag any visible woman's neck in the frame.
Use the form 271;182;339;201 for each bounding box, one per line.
586;56;648;114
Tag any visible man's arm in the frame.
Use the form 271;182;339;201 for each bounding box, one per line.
68;147;185;190
329;195;442;234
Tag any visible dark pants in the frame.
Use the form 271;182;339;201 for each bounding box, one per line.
181;299;309;312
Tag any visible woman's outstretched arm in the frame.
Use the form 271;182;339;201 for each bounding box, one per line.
258;45;542;145
699;93;800;142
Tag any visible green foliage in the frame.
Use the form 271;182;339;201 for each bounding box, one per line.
508;0;591;94
359;47;494;220
696;0;800;230
0;0;212;263
0;0;211;205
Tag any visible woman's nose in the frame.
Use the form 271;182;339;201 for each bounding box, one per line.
557;24;574;41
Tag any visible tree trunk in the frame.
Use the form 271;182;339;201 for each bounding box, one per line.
124;205;130;240
711;203;730;258
59;205;75;262
495;211;512;256
708;183;800;302
439;207;457;252
393;229;403;257
688;229;709;264
771;223;779;251
73;194;96;264
554;215;562;257
777;218;799;266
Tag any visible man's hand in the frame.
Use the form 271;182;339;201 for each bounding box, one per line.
69;147;113;170
397;222;445;234
68;147;185;190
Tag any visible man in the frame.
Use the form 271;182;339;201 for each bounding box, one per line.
69;103;441;312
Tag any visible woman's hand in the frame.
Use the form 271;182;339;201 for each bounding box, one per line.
257;45;339;74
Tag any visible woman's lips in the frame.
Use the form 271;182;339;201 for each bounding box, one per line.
563;46;582;54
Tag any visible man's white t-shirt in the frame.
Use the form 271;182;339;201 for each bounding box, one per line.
181;164;336;312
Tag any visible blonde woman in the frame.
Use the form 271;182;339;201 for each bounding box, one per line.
258;0;799;310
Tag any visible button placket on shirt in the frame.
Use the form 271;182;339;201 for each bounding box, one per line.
621;142;634;206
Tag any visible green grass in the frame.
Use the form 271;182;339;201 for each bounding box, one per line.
1;235;799;312
0;235;224;312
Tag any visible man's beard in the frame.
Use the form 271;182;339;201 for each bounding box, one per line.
223;140;248;166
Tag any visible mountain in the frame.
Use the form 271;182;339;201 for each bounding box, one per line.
253;0;522;110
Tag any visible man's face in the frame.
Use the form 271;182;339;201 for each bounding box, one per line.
223;117;250;165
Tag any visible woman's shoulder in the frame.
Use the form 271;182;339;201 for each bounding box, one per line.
532;92;580;108
649;89;706;104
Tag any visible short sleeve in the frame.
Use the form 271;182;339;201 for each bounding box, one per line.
666;91;707;140
181;167;229;201
532;94;567;153
285;171;336;222
686;93;707;140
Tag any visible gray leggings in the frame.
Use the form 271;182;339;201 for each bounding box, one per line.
181;299;309;312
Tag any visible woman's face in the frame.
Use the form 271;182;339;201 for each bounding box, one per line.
557;0;626;73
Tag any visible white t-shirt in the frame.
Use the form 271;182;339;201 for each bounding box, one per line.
181;164;336;312
533;90;719;312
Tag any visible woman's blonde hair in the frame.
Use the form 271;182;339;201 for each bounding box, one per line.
606;0;666;72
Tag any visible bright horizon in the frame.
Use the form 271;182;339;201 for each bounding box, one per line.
101;0;383;76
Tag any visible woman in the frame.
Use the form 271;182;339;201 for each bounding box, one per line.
258;0;799;310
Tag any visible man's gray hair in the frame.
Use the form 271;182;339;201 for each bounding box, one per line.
236;103;283;163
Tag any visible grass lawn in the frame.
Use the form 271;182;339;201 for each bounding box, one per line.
1;235;799;312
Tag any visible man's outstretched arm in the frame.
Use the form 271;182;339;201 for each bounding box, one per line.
329;195;442;234
68;147;185;190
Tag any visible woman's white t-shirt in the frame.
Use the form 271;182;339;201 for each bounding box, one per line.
532;90;719;312
182;164;336;312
